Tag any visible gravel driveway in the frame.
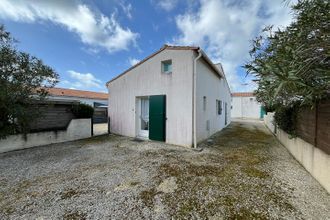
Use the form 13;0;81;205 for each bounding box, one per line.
0;121;329;219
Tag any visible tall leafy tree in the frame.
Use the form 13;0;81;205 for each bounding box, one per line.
245;0;330;108
0;25;59;138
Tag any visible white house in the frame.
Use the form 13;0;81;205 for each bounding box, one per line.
106;45;231;148
231;92;265;119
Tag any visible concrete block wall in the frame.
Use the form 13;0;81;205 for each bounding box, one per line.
264;113;330;193
0;119;91;153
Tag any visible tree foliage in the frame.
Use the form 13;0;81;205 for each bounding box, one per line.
0;25;59;138
245;0;330;109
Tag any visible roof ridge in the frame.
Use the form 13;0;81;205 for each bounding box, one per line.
48;87;107;94
47;87;108;100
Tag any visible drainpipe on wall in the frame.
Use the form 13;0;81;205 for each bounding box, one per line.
193;49;202;149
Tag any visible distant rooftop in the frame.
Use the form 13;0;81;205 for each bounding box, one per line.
232;92;255;97
47;87;108;100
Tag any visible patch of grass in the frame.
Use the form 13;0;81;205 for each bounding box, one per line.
159;163;226;178
77;134;116;145
139;188;160;208
148;122;299;218
63;210;87;220
211;123;272;148
159;163;181;177
264;189;296;211
61;188;80;199
227;207;268;219
0;205;16;216
176;197;201;218
242;167;269;179
223;149;267;166
129;181;140;186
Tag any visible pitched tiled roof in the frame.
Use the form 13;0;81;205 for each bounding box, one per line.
106;45;199;85
47;87;108;100
232;92;255;97
106;44;224;86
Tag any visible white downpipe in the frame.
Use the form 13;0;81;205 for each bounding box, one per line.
193;49;202;148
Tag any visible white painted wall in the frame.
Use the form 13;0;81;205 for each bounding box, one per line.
195;59;231;142
108;49;194;147
264;113;330;193
0;119;91;153
231;96;261;119
47;96;108;107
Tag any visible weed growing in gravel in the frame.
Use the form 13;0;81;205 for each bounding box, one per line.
139;188;160;208
242;167;270;178
63;210;87;220
61;188;80;199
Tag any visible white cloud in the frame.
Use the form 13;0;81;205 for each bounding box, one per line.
61;70;104;90
157;0;178;11
174;0;295;92
119;1;133;19
0;0;138;53
128;57;140;66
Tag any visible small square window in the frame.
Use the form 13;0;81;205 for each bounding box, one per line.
162;60;172;74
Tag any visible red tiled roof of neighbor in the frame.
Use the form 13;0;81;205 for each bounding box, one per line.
232;92;255;97
47;87;108;100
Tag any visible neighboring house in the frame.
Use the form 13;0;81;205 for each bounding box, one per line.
231;92;265;119
46;87;108;107
47;87;108;123
106;45;231;147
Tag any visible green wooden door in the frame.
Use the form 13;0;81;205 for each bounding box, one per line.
149;95;166;141
260;106;266;119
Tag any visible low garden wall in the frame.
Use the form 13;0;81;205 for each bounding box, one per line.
264;113;330;193
0;119;91;153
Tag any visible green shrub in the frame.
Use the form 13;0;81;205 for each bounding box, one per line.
72;103;94;119
274;105;299;136
264;104;276;113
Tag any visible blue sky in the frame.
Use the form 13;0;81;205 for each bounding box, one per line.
0;0;294;93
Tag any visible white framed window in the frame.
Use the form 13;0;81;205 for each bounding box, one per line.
216;100;222;115
161;60;172;74
203;96;207;111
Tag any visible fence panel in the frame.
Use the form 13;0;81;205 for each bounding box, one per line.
316;101;330;154
295;100;330;155
29;102;75;132
296;107;316;145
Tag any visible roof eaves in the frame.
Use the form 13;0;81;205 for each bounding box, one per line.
199;50;224;79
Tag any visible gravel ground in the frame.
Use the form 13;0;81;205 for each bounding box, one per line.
0;121;329;219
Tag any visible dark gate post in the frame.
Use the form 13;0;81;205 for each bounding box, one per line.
314;101;319;147
91;117;94;136
108;117;111;134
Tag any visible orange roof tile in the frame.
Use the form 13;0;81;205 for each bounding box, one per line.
47;87;108;100
232;92;255;97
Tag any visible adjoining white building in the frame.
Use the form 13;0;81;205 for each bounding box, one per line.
231;92;265;120
106;45;231;148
